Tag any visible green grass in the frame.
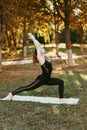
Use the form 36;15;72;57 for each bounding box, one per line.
0;60;87;130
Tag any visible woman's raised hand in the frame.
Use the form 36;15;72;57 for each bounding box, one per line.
28;33;35;40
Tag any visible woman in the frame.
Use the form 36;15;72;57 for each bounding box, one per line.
8;33;64;100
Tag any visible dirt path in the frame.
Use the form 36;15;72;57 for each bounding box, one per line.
2;54;87;66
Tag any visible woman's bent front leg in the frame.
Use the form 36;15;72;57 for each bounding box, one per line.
46;78;64;98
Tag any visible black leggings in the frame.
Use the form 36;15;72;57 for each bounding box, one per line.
12;76;64;98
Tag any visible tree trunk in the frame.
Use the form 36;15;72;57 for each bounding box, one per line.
65;25;74;67
5;29;12;53
0;44;2;72
55;24;60;57
23;46;27;58
0;15;3;72
11;29;17;51
80;44;83;53
23;18;27;58
79;25;84;54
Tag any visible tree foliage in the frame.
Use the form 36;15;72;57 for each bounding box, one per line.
0;0;87;67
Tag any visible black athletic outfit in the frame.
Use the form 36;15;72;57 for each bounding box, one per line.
12;59;64;98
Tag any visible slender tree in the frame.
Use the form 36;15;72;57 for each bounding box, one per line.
76;0;87;53
0;3;4;72
40;0;82;67
52;0;76;66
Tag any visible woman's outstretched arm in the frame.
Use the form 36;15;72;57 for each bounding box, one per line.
28;33;46;65
28;33;45;53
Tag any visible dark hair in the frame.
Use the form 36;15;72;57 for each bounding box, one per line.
34;48;37;55
33;48;38;64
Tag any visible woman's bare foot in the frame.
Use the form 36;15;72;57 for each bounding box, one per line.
59;98;66;103
8;93;13;101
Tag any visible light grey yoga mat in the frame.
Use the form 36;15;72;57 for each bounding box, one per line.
0;95;79;105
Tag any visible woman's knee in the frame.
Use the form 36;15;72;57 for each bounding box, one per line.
60;79;64;86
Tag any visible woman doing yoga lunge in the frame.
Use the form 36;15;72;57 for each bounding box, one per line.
8;33;64;101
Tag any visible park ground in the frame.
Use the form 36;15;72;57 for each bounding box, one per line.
0;43;87;130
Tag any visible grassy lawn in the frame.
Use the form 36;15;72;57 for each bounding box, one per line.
0;58;87;129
